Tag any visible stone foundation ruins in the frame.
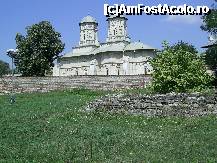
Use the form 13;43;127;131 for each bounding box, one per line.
0;75;151;94
86;92;217;117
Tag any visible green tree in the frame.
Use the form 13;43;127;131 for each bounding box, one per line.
151;41;213;93
201;1;217;73
205;46;217;70
201;0;217;34
16;21;65;76
169;41;198;54
0;60;10;77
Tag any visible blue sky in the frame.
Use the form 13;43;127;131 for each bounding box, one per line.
0;0;214;65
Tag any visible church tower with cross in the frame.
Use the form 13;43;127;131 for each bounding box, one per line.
79;15;99;47
106;15;130;43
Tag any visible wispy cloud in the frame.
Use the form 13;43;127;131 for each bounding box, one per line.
162;4;202;24
164;15;202;24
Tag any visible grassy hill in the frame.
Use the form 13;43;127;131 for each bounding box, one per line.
0;89;217;162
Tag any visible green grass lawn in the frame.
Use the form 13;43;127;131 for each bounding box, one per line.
0;89;217;162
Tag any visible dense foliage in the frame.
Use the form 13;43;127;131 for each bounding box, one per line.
201;0;217;34
169;41;198;54
201;1;217;74
151;41;213;93
205;46;217;70
15;21;65;76
0;60;10;77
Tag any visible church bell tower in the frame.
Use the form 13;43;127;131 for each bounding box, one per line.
106;15;130;43
79;15;99;47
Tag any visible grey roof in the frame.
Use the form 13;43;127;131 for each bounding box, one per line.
63;50;95;57
80;15;97;24
124;42;155;51
93;43;126;53
201;43;217;48
202;35;217;48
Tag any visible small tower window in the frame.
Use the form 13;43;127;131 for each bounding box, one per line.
84;34;86;40
113;30;116;35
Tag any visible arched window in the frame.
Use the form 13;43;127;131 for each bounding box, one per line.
106;68;109;76
84;69;87;75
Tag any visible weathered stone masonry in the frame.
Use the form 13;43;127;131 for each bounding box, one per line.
86;93;217;117
0;75;151;94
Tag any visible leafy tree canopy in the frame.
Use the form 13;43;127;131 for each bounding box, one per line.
151;41;213;93
200;0;217;77
201;0;217;35
205;46;217;70
0;60;10;77
16;21;65;76
169;41;198;54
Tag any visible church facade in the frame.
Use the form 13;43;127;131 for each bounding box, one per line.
53;15;156;76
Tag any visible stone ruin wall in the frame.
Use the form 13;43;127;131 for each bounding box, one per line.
86;92;217;117
0;75;152;95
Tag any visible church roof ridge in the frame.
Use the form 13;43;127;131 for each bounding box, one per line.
62;41;156;58
124;41;156;51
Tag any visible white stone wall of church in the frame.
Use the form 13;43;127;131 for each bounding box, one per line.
99;52;123;65
124;50;154;62
97;64;123;75
53;65;58;76
58;56;92;76
95;52;123;75
124;50;155;75
54;50;155;76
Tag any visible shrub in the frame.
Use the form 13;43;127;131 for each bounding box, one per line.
151;41;213;93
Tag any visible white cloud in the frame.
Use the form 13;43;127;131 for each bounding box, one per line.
162;4;202;24
165;15;202;24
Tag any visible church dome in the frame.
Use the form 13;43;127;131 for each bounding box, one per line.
80;15;97;24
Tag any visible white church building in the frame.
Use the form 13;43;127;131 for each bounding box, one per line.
53;15;156;76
